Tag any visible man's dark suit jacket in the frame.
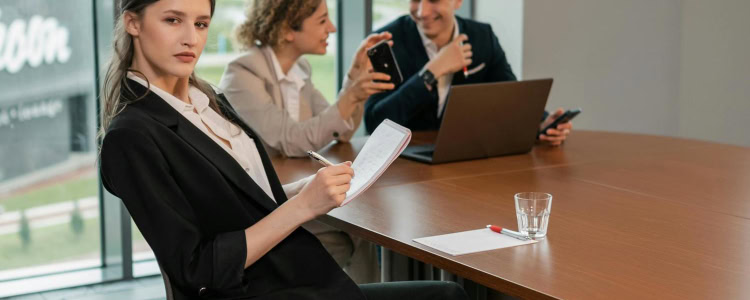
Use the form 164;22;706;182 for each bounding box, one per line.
100;80;364;300
364;15;519;133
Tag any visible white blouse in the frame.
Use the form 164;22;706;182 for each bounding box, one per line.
128;73;277;202
264;46;308;122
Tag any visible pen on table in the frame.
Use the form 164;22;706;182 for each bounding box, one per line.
486;225;530;241
307;150;334;167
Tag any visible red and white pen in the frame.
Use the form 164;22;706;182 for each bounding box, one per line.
486;225;530;241
460;39;469;78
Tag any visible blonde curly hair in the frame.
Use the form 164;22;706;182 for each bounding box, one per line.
237;0;323;49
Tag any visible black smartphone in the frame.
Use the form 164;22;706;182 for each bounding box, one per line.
540;108;582;135
366;40;403;85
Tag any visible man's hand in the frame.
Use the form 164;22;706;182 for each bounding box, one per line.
539;108;573;146
425;34;472;78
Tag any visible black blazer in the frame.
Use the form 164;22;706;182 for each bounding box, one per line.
99;79;364;300
364;15;519;133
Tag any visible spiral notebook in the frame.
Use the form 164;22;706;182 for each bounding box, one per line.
342;119;411;206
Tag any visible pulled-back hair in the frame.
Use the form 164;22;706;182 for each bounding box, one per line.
236;0;322;49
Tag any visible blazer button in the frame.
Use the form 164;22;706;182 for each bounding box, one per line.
333;131;339;138
198;287;207;296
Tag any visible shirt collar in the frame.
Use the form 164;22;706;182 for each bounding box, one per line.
417;17;460;54
263;46;308;87
127;72;210;113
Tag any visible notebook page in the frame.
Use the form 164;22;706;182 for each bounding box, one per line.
414;228;537;256
343;120;411;205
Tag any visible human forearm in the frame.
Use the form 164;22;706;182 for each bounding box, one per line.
242;199;312;268
337;71;393;120
244;163;354;268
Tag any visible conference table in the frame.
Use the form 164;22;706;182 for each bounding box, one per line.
271;130;750;299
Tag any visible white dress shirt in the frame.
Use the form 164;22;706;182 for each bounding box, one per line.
127;73;277;202
264;47;308;122
417;17;460;118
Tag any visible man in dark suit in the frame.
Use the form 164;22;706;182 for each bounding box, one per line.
364;0;572;145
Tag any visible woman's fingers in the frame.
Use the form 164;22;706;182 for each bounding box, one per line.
367;79;396;89
325;173;353;187
369;72;391;82
329;183;351;196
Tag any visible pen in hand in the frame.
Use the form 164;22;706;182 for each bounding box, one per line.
460;40;469;78
307;150;334;167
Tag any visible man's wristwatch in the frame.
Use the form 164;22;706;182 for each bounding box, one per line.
419;68;437;91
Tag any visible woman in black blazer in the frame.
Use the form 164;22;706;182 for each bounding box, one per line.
98;0;467;299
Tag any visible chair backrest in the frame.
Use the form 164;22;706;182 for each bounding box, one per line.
158;263;175;300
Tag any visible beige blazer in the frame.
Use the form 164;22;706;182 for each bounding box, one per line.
219;47;362;157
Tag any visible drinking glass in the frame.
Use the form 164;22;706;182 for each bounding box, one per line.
515;192;553;239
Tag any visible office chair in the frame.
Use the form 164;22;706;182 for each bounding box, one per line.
158;263;175;300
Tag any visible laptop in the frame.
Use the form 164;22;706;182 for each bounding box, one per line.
400;78;553;164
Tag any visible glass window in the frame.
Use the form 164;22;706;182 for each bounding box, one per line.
372;0;409;32
304;0;337;103
194;0;245;87
0;0;101;281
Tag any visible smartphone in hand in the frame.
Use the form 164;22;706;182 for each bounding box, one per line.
540;108;581;135
367;40;403;85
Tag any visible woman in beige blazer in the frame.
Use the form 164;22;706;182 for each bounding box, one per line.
219;0;394;158
219;0;395;284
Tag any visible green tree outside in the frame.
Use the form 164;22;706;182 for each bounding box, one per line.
19;210;31;249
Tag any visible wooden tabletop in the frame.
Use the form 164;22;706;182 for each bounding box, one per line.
271;131;750;299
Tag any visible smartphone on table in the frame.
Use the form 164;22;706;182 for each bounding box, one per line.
539;108;582;135
366;40;403;85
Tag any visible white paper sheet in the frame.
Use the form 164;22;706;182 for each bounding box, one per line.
343;119;411;205
414;228;538;256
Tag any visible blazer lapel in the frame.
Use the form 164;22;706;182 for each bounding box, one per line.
260;48;286;110
174;117;281;213
126;79;280;213
216;94;290;205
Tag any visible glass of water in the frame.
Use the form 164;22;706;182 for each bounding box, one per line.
515;192;553;239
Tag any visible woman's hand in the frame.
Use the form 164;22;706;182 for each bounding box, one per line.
348;32;393;79
337;70;394;118
336;32;397;119
291;162;354;221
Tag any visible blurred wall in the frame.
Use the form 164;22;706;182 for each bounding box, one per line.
678;0;750;146
476;0;750;146
475;0;523;78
